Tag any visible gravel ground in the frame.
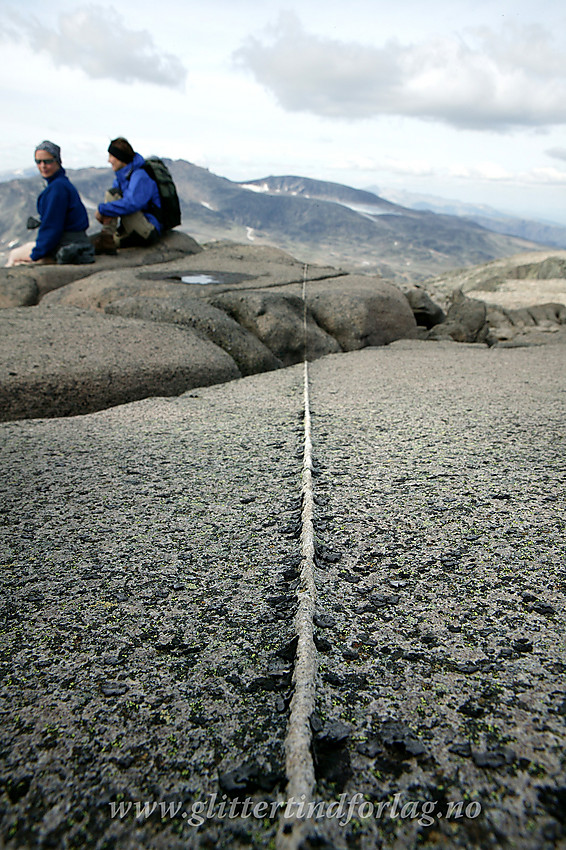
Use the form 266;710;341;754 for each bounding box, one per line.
1;340;565;850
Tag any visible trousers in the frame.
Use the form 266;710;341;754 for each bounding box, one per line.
102;189;158;247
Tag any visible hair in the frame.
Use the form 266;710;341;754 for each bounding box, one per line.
108;137;135;164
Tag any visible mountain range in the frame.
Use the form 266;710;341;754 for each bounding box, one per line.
376;187;566;253
1;160;562;282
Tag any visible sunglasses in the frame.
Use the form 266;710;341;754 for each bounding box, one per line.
35;158;56;165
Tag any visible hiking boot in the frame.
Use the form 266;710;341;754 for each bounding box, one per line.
92;231;118;255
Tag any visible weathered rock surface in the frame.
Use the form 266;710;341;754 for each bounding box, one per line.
210;289;341;365
404;286;446;329
486;301;566;346
40;242;344;309
305;343;566;850
145;241;344;288
487;254;566;281
421;249;566;311
299;276;418;349
0;273;38;308
0;304;240;421
105;294;282;376
420;251;566;345
1;342;564;849
15;240;554;422
40;246;415;364
0;230;202;307
42;269;192;310
427;290;490;344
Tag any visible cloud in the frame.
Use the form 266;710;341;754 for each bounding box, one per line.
330;154;436;178
6;4;186;89
329;152;566;189
526;166;566;185
234;13;566;131
546;147;566;162
448;162;512;181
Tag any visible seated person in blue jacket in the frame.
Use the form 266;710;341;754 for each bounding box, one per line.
7;141;94;266
93;137;161;254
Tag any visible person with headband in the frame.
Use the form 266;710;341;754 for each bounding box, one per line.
93;137;162;255
6;141;94;266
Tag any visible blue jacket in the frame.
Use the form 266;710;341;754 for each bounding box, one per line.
31;168;90;261
98;153;162;232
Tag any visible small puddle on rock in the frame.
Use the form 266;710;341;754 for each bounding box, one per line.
138;270;255;286
181;274;219;285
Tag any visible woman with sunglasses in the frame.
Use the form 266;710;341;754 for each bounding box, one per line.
6;141;94;266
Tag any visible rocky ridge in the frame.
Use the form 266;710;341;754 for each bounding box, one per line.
420;249;566;310
416;248;566;346
0;235;417;421
2;237;566;421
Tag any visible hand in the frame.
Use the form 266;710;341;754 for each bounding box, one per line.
96;211;116;225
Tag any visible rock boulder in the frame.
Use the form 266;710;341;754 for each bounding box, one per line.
300;275;418;349
486;302;566;346
43;269;194;310
404;286;446;329
0;273;38;308
105;294;282;376
41;241;343;309
0;242;427;421
210;289;341;365
0;304;240;421
428;290;489;344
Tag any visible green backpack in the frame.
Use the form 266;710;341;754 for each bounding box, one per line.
142;157;182;231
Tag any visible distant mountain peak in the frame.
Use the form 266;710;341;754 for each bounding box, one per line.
239;174;404;212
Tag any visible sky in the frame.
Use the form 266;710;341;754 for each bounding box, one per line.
2;0;566;223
